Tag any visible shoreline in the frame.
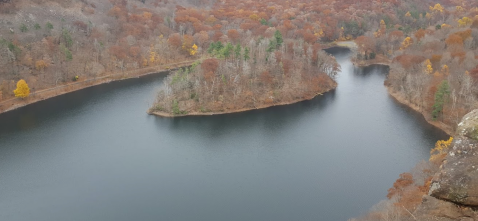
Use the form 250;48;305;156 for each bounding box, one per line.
0;59;200;115
351;59;453;136
386;87;454;136
149;86;336;118
351;56;391;68
346;56;454;136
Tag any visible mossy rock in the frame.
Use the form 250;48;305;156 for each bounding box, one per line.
457;109;478;141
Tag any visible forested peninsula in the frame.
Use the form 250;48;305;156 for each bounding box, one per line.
149;31;339;116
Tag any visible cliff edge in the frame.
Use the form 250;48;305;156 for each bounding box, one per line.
414;110;478;221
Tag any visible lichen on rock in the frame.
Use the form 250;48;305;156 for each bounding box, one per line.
429;109;478;207
456;109;478;141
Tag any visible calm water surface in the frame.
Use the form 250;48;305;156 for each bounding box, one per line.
0;48;447;221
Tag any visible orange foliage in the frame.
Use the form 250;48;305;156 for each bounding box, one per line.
453;29;472;41
414;29;426;41
355;35;375;53
227;29;240;43
35;60;49;71
445;34;463;46
387;173;414;199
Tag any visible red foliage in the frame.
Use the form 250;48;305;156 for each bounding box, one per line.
227;29;240;43
73;20;87;31
89;28;103;39
129;46;141;58
393;54;426;69
201;58;219;74
303;31;317;44
212;31;223;41
260;70;273;84
168;33;182;48
109;45;127;60
469;66;478;80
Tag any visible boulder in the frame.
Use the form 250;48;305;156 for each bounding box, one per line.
429;109;478;206
456;109;478;140
414;195;476;220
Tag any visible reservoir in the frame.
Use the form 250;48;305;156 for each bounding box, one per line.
0;48;447;221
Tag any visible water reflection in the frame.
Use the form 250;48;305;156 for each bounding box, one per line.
155;89;337;137
0;49;448;221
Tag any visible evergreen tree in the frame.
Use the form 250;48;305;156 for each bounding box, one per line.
274;30;283;47
432;80;450;120
207;42;215;54
267;39;277;53
234;43;242;58
214;41;224;51
244;47;250;61
223;42;233;58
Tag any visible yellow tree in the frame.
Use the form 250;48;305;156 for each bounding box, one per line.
430;137;453;162
425;12;431;20
458;17;473;27
441;23;452;29
430;3;444;13
424;59;433;74
430;3;445;21
456;6;463;12
35;60;49;71
189;44;198;56
14;79;30;98
249;14;260;21
374;20;386;37
441;65;449;75
400;37;413;50
149;45;156;65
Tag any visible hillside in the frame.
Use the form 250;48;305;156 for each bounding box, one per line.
0;0;211;104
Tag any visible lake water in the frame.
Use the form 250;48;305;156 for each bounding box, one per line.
0;48;448;221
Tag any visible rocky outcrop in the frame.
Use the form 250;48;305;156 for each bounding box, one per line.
457;110;478;141
412;109;478;220
429;110;478;207
414;195;476;221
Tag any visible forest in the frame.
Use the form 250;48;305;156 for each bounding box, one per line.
1;0;478;220
2;0;476;121
150;32;339;115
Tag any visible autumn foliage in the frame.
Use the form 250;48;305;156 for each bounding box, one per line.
13;79;30;98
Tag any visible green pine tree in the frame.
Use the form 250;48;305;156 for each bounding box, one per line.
274;30;283;47
234;43;242;58
207;42;216;54
214;41;224;51
223;42;234;58
267;39;277;53
244;47;250;61
432;80;450;120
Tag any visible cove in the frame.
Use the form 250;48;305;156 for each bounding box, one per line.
0;48;447;221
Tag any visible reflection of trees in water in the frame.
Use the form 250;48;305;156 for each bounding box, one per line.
154;89;337;138
353;65;390;78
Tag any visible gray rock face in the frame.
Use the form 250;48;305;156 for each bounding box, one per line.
414;195;477;221
429;109;478;206
456;109;478;140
